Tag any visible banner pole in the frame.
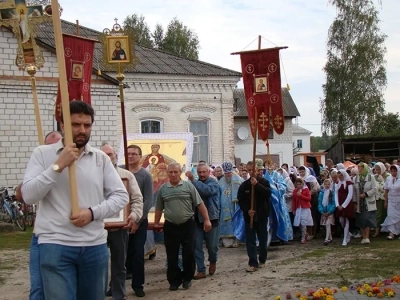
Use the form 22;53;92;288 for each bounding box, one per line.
51;0;79;216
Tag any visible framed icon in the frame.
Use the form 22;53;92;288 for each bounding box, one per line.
254;75;269;94
0;1;15;10
71;62;84;80
104;178;130;229
106;35;131;64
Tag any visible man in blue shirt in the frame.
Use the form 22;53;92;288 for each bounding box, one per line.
186;163;221;279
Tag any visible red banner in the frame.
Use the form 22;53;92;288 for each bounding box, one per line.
55;34;96;122
239;47;286;139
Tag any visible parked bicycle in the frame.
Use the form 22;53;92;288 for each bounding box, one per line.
0;186;26;231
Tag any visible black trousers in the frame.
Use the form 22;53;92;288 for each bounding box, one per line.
164;217;196;286
125;218;148;290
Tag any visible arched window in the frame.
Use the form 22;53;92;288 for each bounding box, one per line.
141;119;162;133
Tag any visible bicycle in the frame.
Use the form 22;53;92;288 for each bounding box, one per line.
0;186;26;231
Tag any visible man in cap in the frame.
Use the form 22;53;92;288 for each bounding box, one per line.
218;161;244;248
238;159;271;272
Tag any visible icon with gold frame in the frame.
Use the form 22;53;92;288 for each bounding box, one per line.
106;35;131;64
0;0;14;9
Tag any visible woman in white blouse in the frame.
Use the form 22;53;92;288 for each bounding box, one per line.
381;165;400;239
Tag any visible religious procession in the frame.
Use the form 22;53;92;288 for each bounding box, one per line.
1;0;400;299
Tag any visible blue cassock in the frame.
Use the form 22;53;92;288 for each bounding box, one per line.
218;174;243;238
264;171;293;242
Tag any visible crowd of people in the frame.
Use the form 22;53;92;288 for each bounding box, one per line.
16;101;400;299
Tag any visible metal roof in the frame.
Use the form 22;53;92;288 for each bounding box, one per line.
34;20;242;77
233;87;301;118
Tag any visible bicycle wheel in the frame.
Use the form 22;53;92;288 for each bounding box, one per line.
12;206;26;231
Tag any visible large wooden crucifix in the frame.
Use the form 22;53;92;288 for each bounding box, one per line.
0;0;51;69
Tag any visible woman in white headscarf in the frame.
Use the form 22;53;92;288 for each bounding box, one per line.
298;166;320;239
335;169;354;246
373;162;388;237
381;165;400;239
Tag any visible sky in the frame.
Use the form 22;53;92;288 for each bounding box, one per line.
60;0;400;136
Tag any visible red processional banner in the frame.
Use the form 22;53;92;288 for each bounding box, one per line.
55;34;96;122
238;47;286;140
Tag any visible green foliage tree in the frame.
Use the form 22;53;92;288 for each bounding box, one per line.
310;135;335;152
320;0;387;139
162;18;200;60
123;14;154;48
152;23;164;49
369;112;400;135
123;15;200;59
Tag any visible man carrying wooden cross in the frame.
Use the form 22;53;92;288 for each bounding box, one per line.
22;101;129;300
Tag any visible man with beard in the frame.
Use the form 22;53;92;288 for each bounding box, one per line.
101;144;143;299
185;163;221;279
22;101;129;300
238;160;271;272
218;161;243;247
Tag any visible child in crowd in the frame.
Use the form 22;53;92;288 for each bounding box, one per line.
335;169;354;246
292;177;313;244
318;179;336;245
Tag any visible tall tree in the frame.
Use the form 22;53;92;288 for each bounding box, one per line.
152;23;164;49
320;0;387;138
162;17;200;60
123;14;154;48
369;112;400;135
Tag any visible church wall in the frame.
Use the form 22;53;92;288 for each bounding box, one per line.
234;118;294;166
0;27;240;187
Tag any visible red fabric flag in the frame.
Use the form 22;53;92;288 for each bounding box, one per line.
239;47;286;140
55;34;96;122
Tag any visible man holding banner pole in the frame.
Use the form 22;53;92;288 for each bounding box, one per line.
22;101;129;300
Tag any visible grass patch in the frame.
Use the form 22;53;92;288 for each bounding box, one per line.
0;226;33;250
284;238;400;284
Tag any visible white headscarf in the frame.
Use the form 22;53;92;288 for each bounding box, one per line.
337;163;346;170
336;169;351;189
375;162;386;174
322;186;330;207
279;168;289;179
290;166;298;176
299;165;318;183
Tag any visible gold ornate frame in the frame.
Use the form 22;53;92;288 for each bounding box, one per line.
104;178;131;229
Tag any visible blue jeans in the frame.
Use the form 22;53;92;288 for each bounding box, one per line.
194;224;219;273
245;220;268;267
39;243;109;300
29;234;44;300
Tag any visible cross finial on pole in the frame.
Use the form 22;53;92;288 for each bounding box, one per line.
114;17;118;24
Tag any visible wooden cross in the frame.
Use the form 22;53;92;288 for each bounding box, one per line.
0;0;51;69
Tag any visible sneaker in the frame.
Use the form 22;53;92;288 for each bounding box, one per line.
300;239;306;244
182;281;192;290
323;240;329;246
387;234;394;240
133;288;145;297
353;233;362;238
193;272;206;280
361;239;366;244
246;266;257;272
364;238;370;244
342;240;347;246
306;235;314;241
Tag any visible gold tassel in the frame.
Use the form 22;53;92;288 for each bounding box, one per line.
286;83;290;91
97;69;102;76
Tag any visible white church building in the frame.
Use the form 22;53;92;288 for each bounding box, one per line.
0;20;302;187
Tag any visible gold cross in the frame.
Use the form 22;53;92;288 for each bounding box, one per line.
0;0;51;69
274;115;283;129
258;112;269;131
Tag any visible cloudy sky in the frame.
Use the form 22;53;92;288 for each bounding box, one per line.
60;0;399;136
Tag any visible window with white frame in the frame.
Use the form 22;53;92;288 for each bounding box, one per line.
141;119;162;133
297;139;303;149
189;119;209;163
